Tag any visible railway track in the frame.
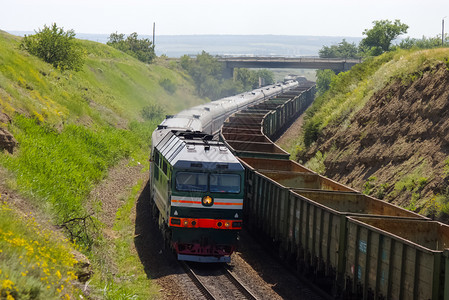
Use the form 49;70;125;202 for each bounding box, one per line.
181;261;259;300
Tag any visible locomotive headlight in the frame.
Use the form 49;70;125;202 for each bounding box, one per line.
202;195;214;207
224;222;230;228
183;220;189;227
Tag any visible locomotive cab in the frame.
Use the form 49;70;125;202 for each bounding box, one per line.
151;130;244;262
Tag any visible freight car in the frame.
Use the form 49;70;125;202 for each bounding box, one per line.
150;80;301;262
220;85;449;299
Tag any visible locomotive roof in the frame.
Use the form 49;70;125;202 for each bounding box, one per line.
154;130;243;171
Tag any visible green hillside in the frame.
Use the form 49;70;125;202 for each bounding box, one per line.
0;30;204;299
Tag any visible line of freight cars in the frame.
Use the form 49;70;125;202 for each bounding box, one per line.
219;83;449;300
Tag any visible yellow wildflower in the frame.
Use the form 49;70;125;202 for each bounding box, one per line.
1;279;15;290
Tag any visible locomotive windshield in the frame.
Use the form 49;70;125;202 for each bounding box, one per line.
210;174;240;193
175;172;241;193
175;172;208;192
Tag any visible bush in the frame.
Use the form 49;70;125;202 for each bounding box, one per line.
303;118;322;147
159;78;177;94
316;69;336;96
141;103;165;121
107;32;156;64
20;23;85;71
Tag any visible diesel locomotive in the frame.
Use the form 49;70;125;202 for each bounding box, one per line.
150;80;300;262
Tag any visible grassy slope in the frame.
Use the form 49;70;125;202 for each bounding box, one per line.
0;30;204;298
292;48;449;215
0;31;201;125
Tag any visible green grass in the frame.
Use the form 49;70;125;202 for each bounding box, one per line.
304;151;326;174
389;162;429;211
88;180;159;299
0;29;202;248
299;52;396;149
0;116;155;231
0;202;80;299
0;29;205;299
0;31;204;127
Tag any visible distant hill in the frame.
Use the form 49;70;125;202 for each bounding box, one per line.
8;31;362;57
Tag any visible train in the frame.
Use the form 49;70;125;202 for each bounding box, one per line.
219;84;449;300
149;79;301;263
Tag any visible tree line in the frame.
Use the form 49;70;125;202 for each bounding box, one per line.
319;19;447;59
19;24;157;71
316;19;448;96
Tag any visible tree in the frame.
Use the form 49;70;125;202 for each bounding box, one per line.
234;68;275;89
234;68;256;90
319;39;359;58
398;36;443;50
359;19;408;56
20;23;86;71
107;32;156;64
315;69;336;96
179;51;275;100
255;69;275;86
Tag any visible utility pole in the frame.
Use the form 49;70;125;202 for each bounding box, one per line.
153;22;156;47
443;17;447;47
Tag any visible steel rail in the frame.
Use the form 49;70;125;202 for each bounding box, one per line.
223;265;259;300
181;261;260;300
180;261;216;300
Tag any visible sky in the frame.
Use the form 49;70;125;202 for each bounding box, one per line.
1;0;449;38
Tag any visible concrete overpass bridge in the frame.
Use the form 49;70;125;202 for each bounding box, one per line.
217;56;362;77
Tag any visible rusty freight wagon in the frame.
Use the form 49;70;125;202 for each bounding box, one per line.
221;84;315;160
219;82;449;299
238;156;426;298
345;217;449;300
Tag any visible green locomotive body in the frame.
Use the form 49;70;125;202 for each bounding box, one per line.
151;130;244;262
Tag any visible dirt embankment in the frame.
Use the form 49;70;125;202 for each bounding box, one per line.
304;62;449;215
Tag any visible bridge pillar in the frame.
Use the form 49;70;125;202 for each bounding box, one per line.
223;66;234;79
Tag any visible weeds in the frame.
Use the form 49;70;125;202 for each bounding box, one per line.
159;78;177;94
392;164;429;211
0;202;79;299
0;115;155;249
298;52;396;149
362;177;390;199
363;177;376;195
305;151;326;174
88;181;159;299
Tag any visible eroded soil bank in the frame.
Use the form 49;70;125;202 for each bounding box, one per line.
304;63;449;217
